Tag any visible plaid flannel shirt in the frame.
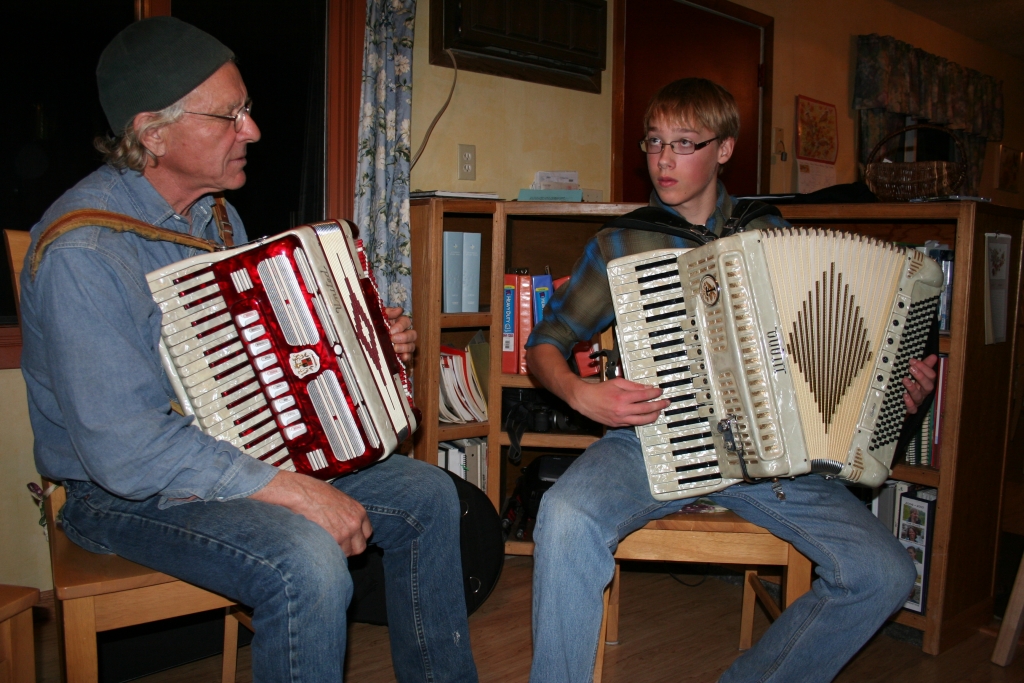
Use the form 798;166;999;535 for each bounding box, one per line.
526;182;790;357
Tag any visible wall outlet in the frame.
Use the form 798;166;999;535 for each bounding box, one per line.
458;144;476;181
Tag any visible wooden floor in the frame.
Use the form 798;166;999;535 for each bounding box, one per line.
32;557;1024;683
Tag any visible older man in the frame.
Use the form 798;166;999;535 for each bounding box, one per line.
21;17;477;682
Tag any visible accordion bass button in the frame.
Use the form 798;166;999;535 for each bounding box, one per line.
272;395;296;412
243;325;266;341
284;423;308;440
236;310;260;327
278;409;302;426
261;367;285;384
266;381;290;398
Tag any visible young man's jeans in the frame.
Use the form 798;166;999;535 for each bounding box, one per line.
530;429;916;683
61;454;478;683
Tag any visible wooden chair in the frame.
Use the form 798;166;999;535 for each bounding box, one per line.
6;228;243;683
0;584;39;683
592;510;812;683
992;551;1024;666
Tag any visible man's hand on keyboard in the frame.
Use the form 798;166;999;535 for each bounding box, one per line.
570;377;670;428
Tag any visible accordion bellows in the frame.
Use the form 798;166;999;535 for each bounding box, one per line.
147;220;419;480
609;228;942;501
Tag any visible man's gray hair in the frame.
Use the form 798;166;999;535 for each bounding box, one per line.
93;98;187;172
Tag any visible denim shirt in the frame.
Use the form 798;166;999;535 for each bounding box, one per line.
20;165;277;506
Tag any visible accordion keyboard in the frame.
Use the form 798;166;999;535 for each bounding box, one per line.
608;249;735;498
146;224;417;480
150;262;298;471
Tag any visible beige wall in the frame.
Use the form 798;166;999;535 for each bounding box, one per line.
410;0;1023;208
409;0;615;200
0;368;51;590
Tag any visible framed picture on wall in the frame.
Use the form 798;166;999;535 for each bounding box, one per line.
996;145;1022;193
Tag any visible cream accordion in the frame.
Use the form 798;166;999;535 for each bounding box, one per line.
146;220;420;480
608;228;943;501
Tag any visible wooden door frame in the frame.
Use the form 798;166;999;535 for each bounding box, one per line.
611;0;774;201
327;0;365;221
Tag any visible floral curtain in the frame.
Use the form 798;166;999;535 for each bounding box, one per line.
854;34;1004;195
354;0;416;311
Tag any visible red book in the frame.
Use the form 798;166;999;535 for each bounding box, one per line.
501;274;519;374
517;275;533;374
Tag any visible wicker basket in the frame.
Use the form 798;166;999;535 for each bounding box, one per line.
863;123;966;201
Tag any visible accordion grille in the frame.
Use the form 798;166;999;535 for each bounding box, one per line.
760;229;904;467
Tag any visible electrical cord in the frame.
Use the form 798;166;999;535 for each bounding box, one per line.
410;48;458;171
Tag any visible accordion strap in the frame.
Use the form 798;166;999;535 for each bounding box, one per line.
30;208;221;279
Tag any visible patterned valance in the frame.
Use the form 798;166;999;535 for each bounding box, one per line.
853;34;1004;194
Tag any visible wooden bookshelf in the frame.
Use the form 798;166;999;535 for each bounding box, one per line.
411;199;1023;655
781;201;1024;655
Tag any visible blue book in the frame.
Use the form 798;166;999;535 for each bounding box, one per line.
461;233;482;312
532;274;553;324
443;232;464;313
518;189;584;202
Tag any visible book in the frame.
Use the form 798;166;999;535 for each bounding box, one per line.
443;232;464;313
462;345;489;419
532;273;553;324
899;488;937;613
409;190;500;199
442;441;466;479
441;345;487;421
517;189;584;202
467;331;490;408
876;480;898;529
531;171;579;186
461;232;482;312
502;275;518;374
517;274;533;374
927;247;954;331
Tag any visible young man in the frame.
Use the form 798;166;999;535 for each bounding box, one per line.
21;18;477;682
525;78;937;683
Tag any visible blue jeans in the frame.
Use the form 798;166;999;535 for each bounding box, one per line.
61;455;478;683
530;429;916;683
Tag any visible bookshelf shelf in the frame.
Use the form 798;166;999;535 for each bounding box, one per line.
891;463;941;488
440;312;492;329
500;373;545;389
498;431;601;449
438;422;490;441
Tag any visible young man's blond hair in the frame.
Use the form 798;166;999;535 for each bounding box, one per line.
643;77;740;142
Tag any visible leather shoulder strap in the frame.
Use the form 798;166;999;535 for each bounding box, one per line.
722;200;783;236
31;208;219;279
212;193;235;247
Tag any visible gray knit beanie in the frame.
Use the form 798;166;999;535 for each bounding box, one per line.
97;17;234;134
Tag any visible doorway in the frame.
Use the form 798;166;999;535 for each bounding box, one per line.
612;0;773;202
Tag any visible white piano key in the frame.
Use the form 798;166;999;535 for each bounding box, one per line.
181;353;250;389
161;296;226;329
177;343;244;377
166;312;231;347
149;267;214;301
158;283;221;314
195;379;260;418
204;394;268;433
168;325;237;359
172;332;240;367
185;364;254;400
246;433;284;458
227;418;279;451
216;404;272;442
